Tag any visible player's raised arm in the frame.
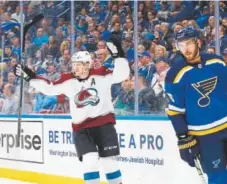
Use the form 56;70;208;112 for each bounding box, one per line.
14;64;68;96
106;37;130;84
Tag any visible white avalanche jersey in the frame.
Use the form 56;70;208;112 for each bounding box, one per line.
30;58;130;131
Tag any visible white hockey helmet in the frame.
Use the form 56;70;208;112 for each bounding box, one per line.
71;51;92;66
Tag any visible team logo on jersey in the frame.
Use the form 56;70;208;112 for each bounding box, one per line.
74;88;100;108
192;76;217;107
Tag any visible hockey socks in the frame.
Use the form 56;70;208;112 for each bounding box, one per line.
106;170;122;184
84;171;100;184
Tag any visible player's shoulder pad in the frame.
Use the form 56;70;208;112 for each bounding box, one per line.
53;72;74;85
165;57;187;83
200;52;224;63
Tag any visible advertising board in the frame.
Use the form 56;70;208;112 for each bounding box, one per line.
0;120;44;163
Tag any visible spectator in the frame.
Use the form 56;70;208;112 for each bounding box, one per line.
96;48;111;67
150;56;170;111
181;20;188;27
0;76;5;98
33;28;49;48
123;17;133;37
26;57;35;71
55;26;64;44
222;48;227;64
41;61;60;81
92;30;101;45
6;56;17;74
59;40;70;56
210;25;227;53
145;10;159;32
208;15;215;29
11;37;21;59
3;45;14;63
157;1;170;20
172;22;183;33
206;45;215;54
138;75;156;114
97;22;111;41
87;21;96;33
154;44;168;59
33;49;46;74
11;5;25;23
40;18;54;35
75;17;88;34
7;71;18;86
0;83;18;114
74;36;87;52
89;3;105;24
0;4;5;22
138;51;156;85
46;35;59;58
222;17;227;30
58;49;71;73
111;22;123;42
196;5;210;29
160;22;173;50
114;76;134;115
25;5;36;22
138;44;146;54
2;12;11;22
97;40;107;50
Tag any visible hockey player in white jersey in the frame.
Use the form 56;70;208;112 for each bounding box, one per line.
14;38;129;184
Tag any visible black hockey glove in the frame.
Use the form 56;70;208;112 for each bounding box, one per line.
14;64;36;82
106;35;125;58
177;134;200;167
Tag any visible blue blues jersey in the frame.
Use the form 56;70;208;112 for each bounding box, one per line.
165;53;227;136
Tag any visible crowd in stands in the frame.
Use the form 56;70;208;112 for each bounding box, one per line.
0;1;227;115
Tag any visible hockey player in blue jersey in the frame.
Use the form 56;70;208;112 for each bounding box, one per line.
165;26;227;184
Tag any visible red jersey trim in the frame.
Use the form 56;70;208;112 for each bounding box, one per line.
35;73;74;85
90;66;113;76
72;113;116;131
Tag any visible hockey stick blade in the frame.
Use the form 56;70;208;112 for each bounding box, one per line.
16;14;44;148
194;157;207;184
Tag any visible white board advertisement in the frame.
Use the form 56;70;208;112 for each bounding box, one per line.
0;120;44;163
0;118;204;184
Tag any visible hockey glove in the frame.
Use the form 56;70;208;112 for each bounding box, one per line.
177;134;200;167
106;35;125;58
14;64;36;82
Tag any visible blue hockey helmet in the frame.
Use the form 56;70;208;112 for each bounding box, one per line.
174;26;199;42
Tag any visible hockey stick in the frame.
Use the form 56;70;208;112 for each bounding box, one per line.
16;13;44;147
194;156;207;184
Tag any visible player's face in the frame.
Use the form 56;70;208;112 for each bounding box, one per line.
177;39;199;62
72;62;90;79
